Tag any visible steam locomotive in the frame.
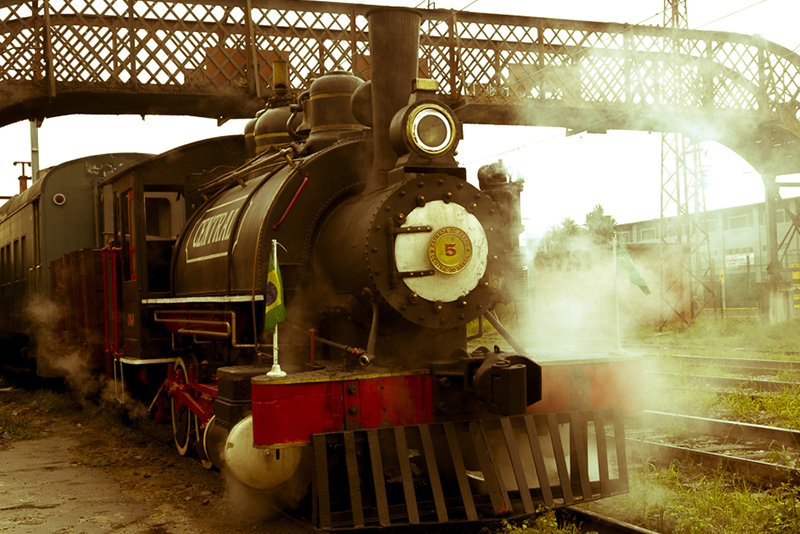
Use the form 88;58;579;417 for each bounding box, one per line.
0;7;633;529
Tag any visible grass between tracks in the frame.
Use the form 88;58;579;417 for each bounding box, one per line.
477;509;590;534
598;317;800;533
583;462;800;534
643;319;800;430
634;316;800;355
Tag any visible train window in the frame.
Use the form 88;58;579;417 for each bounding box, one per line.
145;196;173;238
3;245;8;284
13;240;19;282
120;189;137;281
128;191;137;281
20;236;25;280
100;187;117;244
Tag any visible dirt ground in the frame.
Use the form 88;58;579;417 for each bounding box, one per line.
0;392;320;534
0;383;497;534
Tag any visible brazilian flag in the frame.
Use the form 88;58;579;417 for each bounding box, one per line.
264;250;287;333
617;242;651;295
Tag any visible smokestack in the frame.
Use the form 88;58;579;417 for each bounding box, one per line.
13;161;30;193
367;8;421;184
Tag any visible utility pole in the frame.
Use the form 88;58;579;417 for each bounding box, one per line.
659;0;717;329
30;120;40;180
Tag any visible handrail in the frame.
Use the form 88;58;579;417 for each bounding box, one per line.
2;0;800;172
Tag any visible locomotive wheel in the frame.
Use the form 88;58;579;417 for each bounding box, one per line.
171;356;194;456
195;414;214;469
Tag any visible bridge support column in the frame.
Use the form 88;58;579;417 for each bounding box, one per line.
759;175;791;323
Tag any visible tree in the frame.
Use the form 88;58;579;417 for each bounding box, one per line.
534;205;618;269
583;204;617;246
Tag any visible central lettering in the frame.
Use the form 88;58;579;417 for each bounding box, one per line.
191;208;240;249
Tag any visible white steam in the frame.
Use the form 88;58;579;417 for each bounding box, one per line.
24;296;149;420
530;235;663;350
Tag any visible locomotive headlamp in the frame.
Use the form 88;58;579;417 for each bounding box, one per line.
408;104;455;156
390;101;460;159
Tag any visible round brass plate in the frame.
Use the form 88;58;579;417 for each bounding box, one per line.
427;226;473;274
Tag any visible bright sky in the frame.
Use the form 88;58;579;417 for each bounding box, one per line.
0;0;797;235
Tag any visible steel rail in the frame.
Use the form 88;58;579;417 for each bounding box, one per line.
647;371;799;392
558;507;660;534
628;411;800;487
629;439;800;487
665;354;800;373
639;411;800;449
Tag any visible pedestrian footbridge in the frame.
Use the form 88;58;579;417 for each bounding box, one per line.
2;0;800;175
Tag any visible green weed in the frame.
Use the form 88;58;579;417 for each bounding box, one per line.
586;461;800;533
635;317;800;354
28;389;76;413
0;389;56;441
0;403;42;441
479;508;589;534
710;387;800;430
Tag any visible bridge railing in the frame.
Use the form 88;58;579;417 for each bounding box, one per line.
1;0;800;123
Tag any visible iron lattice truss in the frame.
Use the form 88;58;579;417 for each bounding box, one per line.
2;0;800;172
659;0;717;327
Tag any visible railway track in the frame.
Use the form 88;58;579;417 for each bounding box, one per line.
647;371;798;393
559;507;660;534
658;354;800;376
622;343;800;359
628;410;800;487
645;352;800;393
632;353;800;489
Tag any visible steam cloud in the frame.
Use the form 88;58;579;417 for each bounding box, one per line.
219;453;311;522
23;296;149;420
530;233;664;351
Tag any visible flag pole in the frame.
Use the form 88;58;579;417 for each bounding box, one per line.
267;239;287;378
612;234;626;355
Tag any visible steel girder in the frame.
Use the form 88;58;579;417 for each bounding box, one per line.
1;0;800;174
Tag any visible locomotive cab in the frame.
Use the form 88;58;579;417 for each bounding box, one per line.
97;136;248;362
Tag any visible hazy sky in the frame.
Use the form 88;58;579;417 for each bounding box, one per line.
0;0;797;235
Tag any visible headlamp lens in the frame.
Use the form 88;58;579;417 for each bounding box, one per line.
411;107;454;155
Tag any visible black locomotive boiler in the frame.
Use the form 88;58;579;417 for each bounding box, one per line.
0;7;637;529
